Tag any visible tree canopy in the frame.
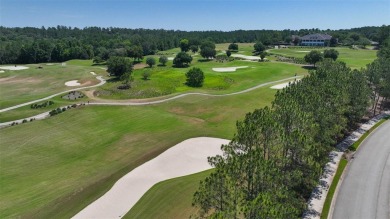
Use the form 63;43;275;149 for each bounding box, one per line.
185;67;205;87
228;43;238;51
192;59;371;218
146;57;156;67
324;49;339;61
173;52;192;67
254;42;266;54
107;56;133;85
304;50;323;67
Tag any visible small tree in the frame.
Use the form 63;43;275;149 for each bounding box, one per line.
159;56;168;66
254;42;266;54
180;39;190;52
190;45;199;53
324;49;339;61
304;50;323;67
173;52;193;67
226;50;232;58
228;43;238;51
200;47;216;59
142;70;152;80
146;57;156;68
260;51;267;61
186;67;205;87
107;56;133;88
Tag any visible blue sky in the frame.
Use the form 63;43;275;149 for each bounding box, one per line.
1;0;389;31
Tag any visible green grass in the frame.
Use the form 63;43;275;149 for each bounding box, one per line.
268;47;377;69
0;83;278;218
124;169;213;219
0;62;105;109
350;116;389;151
96;60;304;99
321;158;348;219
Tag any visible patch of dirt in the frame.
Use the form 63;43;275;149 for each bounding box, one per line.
0;76;42;84
133;63;148;70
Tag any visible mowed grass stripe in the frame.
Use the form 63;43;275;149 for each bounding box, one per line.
0;86;277;218
124;170;213;219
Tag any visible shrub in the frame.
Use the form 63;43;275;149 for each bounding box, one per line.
185;67;205;87
142;70;152;80
22;119;27;123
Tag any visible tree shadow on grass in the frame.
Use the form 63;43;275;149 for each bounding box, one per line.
106;77;121;83
301;65;316;70
198;59;212;62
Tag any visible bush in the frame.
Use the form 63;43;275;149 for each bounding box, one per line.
185;67;205;87
142;70;152;80
22;119;27;123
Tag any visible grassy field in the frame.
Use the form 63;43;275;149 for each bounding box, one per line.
0;62;105;109
125;169;213;219
0;45;377;218
268;47;377;69
320;158;348;219
0;83;278;218
96;59;303;99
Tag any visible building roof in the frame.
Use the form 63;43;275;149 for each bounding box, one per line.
300;33;332;41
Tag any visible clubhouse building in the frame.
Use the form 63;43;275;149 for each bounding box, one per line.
299;33;332;46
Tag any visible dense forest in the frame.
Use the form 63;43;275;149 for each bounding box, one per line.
0;25;389;64
191;39;390;218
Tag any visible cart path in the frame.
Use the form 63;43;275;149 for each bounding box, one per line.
0;76;300;128
0;76;106;113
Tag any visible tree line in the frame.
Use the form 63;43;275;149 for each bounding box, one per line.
0;25;388;64
192;38;390;218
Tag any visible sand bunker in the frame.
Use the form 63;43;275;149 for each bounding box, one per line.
168;57;174;60
212;66;248;72
46;63;54;66
297;51;311;53
0;70;5;73
73;137;230;219
270;79;300;89
0;66;29;71
231;54;261;60
65;80;81;86
90;71;96;75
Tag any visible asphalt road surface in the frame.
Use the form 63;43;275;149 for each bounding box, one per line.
332;120;390;219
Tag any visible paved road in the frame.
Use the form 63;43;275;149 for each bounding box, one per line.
332;121;390;219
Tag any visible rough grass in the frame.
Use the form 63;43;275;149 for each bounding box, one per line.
0;84;278;218
0;62;105;109
350;116;389;151
320;158;348;219
124;169;213;219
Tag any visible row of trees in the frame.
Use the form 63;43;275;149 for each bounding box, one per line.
192;59;371;218
192;38;390;218
304;49;339;67
1;25;388;64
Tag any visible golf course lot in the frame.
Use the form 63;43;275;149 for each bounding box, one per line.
268;47;377;69
95;59;303;100
0;61;105;109
0;45;377;218
125;169;213;219
0;83;279;218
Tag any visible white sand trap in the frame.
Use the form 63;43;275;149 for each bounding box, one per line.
90;71;96;75
0;70;5;73
65;80;81;86
297;51;311;53
212;66;248;72
46;63;54;66
168;57;174;60
0;66;29;71
231;54;261;60
270;79;301;89
73;137;230;219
